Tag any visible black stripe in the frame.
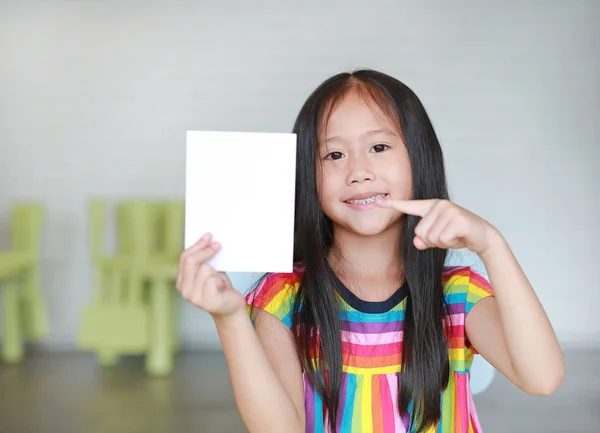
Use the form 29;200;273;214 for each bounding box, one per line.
333;275;408;313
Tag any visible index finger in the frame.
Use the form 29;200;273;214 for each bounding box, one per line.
177;233;213;287
375;198;438;217
177;242;221;292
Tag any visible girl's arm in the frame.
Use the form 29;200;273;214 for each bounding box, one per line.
465;229;565;395
214;309;305;433
375;198;565;395
175;234;305;433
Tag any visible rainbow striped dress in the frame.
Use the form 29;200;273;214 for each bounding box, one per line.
246;265;494;433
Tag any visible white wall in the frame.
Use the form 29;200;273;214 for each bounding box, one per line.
1;0;598;349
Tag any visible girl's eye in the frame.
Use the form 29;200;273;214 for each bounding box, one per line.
371;144;389;153
325;151;344;160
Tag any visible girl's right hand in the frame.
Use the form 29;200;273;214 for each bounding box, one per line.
176;233;246;317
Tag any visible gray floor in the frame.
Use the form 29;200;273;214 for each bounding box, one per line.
0;349;598;433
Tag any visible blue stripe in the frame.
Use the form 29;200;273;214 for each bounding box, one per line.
280;311;293;328
444;293;467;305
339;309;405;323
341;374;356;432
314;388;324;433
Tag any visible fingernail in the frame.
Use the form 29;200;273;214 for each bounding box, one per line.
196;233;211;246
211;241;221;250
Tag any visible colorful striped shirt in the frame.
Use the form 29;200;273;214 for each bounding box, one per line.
246;265;494;433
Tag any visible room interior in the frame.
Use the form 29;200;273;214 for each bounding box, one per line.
1;1;599;432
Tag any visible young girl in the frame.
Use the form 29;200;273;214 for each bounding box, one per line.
176;69;564;433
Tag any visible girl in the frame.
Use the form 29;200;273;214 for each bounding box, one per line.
176;69;564;433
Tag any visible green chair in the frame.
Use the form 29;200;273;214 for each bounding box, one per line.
78;199;184;375
123;200;183;375
78;200;151;366
0;203;48;364
144;201;184;374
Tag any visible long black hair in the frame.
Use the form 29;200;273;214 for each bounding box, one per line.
257;69;450;432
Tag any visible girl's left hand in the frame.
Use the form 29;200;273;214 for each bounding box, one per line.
376;198;499;255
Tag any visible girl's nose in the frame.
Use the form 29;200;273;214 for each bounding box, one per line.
346;155;375;184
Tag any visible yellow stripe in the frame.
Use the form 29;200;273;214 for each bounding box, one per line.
446;274;469;287
449;348;465;362
467;284;491;299
343;365;402;375
264;284;294;314
361;374;373;433
451;375;458;432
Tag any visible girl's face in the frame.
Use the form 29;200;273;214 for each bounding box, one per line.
317;92;412;237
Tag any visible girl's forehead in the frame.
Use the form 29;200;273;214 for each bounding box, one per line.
320;93;400;140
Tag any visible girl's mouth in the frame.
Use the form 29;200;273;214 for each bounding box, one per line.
344;193;388;205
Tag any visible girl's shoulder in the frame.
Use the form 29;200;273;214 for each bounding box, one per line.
244;264;305;329
442;265;495;373
442;265;494;314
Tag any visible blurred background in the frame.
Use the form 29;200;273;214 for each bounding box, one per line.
0;1;598;432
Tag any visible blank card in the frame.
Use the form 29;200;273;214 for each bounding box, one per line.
185;130;297;273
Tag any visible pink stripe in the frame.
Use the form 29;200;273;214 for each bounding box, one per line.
447;313;464;326
468;381;483;433
379;375;396;433
387;374;405;433
341;330;403;345
342;341;402;357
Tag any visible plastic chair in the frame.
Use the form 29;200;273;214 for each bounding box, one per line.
78;199;183;375
0;203;48;363
79;200;165;363
133;201;183;375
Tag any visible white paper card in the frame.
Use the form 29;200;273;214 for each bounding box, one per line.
185;130;297;273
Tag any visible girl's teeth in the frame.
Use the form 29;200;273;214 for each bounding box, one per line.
347;194;386;204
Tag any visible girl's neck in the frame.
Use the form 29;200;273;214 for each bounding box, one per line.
328;224;405;302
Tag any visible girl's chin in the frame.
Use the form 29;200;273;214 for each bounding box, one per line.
333;219;403;238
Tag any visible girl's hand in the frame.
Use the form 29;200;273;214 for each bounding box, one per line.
376;198;499;255
176;233;245;317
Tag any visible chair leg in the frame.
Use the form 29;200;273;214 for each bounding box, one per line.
172;285;180;353
21;267;48;340
95;265;123;368
97;350;119;367
2;281;24;364
146;278;173;376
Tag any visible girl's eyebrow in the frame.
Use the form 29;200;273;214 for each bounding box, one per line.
321;128;397;146
364;128;398;138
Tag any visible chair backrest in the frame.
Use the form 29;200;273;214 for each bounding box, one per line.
90;199;184;262
163;201;185;259
116;201;165;259
11;203;44;256
89;200;106;262
120;200;184;259
115;202;131;255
